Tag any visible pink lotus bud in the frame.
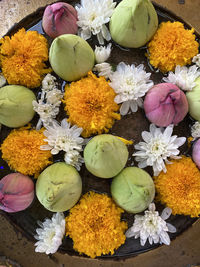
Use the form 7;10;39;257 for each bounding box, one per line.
42;2;78;38
192;139;200;169
0;173;34;213
144;83;188;127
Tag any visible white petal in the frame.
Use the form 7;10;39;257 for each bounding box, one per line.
120;101;130;115
161;207;172;220
166;223;176;233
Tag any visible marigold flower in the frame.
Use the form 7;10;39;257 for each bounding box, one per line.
0;28;51;88
147;21;199;72
1;126;52;177
63;71;120;137
65;191;127;258
155;156;200;217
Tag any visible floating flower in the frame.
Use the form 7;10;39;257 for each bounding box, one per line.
109;62;153;115
133;124;186;176
163;65;200;91
0;28;51;88
192;54;200;67
65;191;127;258
34;212;65;254
94;43;112;63
0;73;6;87
76;0;116;44
155;156;200;217
191;121;200;139
33;74;63;130
126;203;176;246
0;126;52;177
40;119;84;170
41;73;57;93
63;71;120;137
93;62;113;79
147;21;199;72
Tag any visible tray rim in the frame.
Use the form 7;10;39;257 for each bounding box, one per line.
1;0;199;260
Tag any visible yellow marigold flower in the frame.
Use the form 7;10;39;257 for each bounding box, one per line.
155;156;200;217
63;71;120;137
65;191;127;258
0;28;51;88
0;126;52;177
147;21;199;72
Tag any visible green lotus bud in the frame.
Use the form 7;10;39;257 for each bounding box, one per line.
186;77;200;121
109;0;158;48
49;34;95;81
111;167;155;213
84;134;129;178
36;162;82;212
0;85;36;128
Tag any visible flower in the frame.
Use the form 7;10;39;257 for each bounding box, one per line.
33;74;63;130
40;119;84;170
94;43;112;63
155;156;200;217
63;71;120;137
133;124;186;176
65;191;127;258
76;0;116;44
42;73;57;93
191;121;200;139
147;21;199;72
126;203;176;246
109;62;153;115
163;65;200;91
0;28;51;88
34;212;65;254
93;62;113;79
0;73;6;87
192;54;200;67
0;126;52;177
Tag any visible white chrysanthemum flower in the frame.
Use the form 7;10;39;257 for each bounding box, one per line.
93;62;113;79
40;119;84;170
191;121;200;139
34;213;65;254
42;73;57;92
46;89;64;105
95;43;112;63
76;0;116;44
126;203;176;246
32;100;60;129
192;54;200;67
0;73;6;87
133;124;186;176
109;62;153;115
163;65;200;91
64;150;84;171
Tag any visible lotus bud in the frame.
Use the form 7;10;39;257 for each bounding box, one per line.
84;134;129;178
144;83;188;127
49;34;95;81
42;2;78;38
36;162;82;212
0;85;36;128
192;138;200;168
186;77;200;121
111;167;155;213
109;0;158;48
0;173;34;213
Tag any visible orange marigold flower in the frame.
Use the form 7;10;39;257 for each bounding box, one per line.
0;126;52;177
147;21;199;72
155;156;200;217
65;191;127;258
63;71;120;137
0;28;51;88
